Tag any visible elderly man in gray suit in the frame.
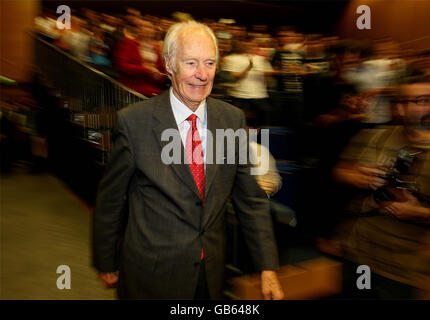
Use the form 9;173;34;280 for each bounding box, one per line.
92;20;284;300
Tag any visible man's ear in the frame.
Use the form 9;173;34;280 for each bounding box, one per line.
164;58;173;76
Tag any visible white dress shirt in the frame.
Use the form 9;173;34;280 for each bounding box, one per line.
170;88;207;170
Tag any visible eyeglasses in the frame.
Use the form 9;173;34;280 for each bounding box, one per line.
393;96;430;106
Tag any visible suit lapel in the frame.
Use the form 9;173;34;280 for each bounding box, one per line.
204;97;222;199
152;91;201;199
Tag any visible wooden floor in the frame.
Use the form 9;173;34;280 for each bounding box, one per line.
0;166;116;300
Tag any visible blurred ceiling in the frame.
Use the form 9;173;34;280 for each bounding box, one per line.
41;0;350;34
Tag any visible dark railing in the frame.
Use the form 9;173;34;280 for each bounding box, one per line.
32;34;147;203
34;34;146;164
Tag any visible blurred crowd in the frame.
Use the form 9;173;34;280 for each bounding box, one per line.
33;7;430;128
29;7;430;298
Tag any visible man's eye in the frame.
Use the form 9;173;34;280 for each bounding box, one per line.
186;61;195;66
206;62;215;67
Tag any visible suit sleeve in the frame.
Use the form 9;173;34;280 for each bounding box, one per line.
231;112;280;271
92;112;136;272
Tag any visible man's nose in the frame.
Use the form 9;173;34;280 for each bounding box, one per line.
195;64;208;81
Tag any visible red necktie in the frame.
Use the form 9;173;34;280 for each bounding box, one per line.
185;114;205;201
185;114;205;260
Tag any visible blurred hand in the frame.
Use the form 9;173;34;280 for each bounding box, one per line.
334;163;389;190
379;189;428;221
261;270;284;300
347;113;366;121
99;271;119;288
256;178;278;196
355;165;389;190
315;114;342;127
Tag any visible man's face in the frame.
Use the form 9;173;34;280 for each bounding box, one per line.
166;28;217;110
398;82;430;140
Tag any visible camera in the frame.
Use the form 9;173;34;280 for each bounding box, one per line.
374;147;421;202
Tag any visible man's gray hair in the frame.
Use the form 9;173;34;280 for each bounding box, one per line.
162;20;219;73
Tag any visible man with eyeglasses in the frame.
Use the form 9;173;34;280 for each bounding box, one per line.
332;68;430;299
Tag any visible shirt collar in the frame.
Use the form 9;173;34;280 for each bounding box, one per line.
170;88;206;126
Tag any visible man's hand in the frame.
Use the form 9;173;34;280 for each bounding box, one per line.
256;178;278;196
356;165;389;190
334;163;388;190
98;271;119;288
261;270;284;300
379;189;430;222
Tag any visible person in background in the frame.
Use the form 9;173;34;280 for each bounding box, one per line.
55;15;91;62
89;24;112;68
222;39;276;127
271;30;306;129
100;13;124;63
332;68;430;299
34;10;60;42
138;18;168;91
113;15;166;97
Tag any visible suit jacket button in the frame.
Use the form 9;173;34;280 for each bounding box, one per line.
200;229;205;236
195;201;202;206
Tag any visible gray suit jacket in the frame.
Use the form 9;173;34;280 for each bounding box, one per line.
92;90;279;299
